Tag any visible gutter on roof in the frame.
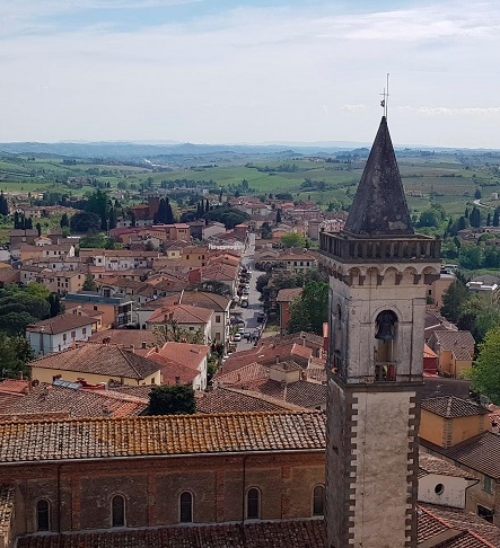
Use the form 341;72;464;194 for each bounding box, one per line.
0;448;325;467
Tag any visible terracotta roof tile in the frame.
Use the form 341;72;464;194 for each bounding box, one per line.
425;431;500;479
0;411;326;463
431;330;475;351
17;520;327;548
1;385;148;419
196;387;298;414
88;329;160;348
276;288;303;302
147;304;213;325
421;397;488;418
146;343;210;371
26;314;98;335
419;505;500;547
235;379;327;410
30;344;161;381
0;379;29;394
15;508;500;548
419;452;476;480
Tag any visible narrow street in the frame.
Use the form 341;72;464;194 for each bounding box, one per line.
233;233;265;352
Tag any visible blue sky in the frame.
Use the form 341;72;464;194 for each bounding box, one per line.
1;0;499;148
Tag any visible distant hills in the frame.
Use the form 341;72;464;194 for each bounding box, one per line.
0;140;496;160
0;140;375;160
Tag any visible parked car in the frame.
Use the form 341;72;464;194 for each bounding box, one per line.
233;333;242;342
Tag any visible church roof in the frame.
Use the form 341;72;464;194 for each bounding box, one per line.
344;116;414;237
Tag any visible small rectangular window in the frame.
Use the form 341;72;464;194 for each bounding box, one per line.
484;476;493;494
216;315;221;323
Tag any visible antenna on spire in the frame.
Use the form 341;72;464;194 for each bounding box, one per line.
380;73;390;119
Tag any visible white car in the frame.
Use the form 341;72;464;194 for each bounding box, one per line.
233;333;242;342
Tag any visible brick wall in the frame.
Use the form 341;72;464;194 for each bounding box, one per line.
2;452;324;535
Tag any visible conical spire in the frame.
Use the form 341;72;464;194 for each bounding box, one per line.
344;116;414;237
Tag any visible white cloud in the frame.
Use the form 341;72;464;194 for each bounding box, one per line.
342;105;367;113
1;0;500;147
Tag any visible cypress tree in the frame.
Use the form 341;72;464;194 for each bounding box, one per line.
0;191;9;216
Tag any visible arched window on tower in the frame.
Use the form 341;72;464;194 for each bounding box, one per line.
36;499;50;531
179;492;193;523
312;485;325;516
246;488;260;520
374;310;397;382
111;495;125;527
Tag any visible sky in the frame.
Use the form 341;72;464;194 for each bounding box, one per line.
1;0;500;148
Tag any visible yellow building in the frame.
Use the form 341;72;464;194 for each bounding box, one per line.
30;344;161;387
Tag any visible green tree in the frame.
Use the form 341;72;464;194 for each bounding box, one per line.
281;233;307;248
60;213;70;228
469;207;482;228
70;211;101;233
148;385;196;415
494;208;500;227
276;209;282;224
458;245;482;270
287;281;328;336
474;188;482;199
0;191;9;216
440;279;469;323
82;274;98;292
471;327;500;404
418;209;440;229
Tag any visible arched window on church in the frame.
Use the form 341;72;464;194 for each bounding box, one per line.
36;499;50;531
246;488;260;520
312;485;325;516
179;492;193;523
111;495;125;527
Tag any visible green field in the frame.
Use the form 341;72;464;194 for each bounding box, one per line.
2;149;500;219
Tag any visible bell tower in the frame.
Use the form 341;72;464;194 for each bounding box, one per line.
320;116;441;548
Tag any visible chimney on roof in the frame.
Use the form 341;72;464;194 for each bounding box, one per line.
130;345;135;353
17;371;24;380
142;341;147;349
276;355;280;363
175;376;180;385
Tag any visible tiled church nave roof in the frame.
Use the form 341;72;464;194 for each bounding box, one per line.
0;412;326;463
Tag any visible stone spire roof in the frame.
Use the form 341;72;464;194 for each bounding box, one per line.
344;116;414;237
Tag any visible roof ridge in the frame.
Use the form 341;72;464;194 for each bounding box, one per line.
0;409;322;425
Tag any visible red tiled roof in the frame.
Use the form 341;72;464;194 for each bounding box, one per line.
26;314;97;335
1;385;148;419
17;520;327;548
147;304;213;325
196;387;298;414
419;452;476;480
0;379;29;394
0;411;326;463
89;329;159;348
276;288;303;302
146;343;209;371
425;431;500;479
30;344;161;380
14;508;500;548
421;397;488;418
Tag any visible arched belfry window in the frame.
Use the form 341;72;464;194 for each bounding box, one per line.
180;492;193;523
111;495;125;527
36;499;50;531
375;310;398;381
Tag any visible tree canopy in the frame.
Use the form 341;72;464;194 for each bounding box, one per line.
281;233;307;248
287;281;329;336
148;385;196;415
471;327;500;404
